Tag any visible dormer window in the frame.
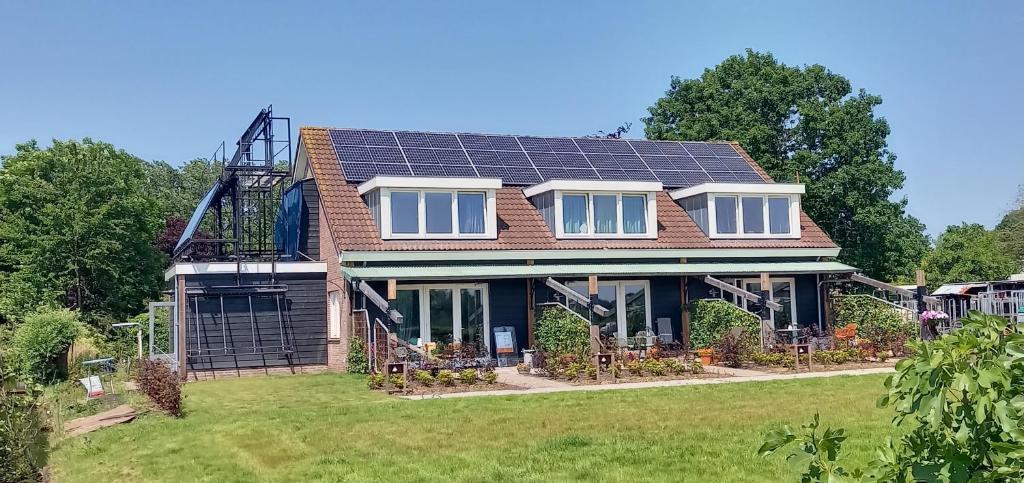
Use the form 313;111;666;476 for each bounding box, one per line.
523;180;660;239
358;176;500;239
671;183;803;239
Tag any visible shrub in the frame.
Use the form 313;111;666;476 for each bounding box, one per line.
689;359;704;374
563;362;581;380
832;295;915;355
136;359;182;417
437;370;456;386
12;308;80;382
644;358;667;376
458;369;478;385
535;306;590;361
0;384;46;482
713;329;756;368
367;373;385;389
626;360;643;376
388;374;405;389
482;370;498;384
346;337;370;374
664;358;686;375
413;370;434;386
584;364;597;380
690;300;760;350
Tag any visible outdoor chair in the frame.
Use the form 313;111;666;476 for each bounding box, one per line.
656;317;674;344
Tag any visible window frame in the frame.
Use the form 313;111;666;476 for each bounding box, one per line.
379;188;497;239
720;277;798;329
707;193;800;239
554;191;657;239
394;283;491;355
565;279;652;344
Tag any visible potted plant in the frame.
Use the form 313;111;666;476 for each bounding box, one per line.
697;347;714;365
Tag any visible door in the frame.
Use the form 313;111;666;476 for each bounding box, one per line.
399;284;491;357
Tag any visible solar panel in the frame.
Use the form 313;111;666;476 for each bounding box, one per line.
327;128;766;188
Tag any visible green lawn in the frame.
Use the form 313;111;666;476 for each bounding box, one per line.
50;373;893;482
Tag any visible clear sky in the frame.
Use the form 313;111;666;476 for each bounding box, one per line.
2;1;1022;236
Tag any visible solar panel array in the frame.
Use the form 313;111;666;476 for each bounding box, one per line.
327;129;765;189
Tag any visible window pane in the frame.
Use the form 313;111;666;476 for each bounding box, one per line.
457;192;485;234
567;281;618;340
622;195;647;234
428;289;454;347
742;196;764;234
425;192;453;234
768;197;791;234
562;194;588;234
714;196;737;234
391;192;419;234
394;290;420;343
593;194;617;234
624;283;648;337
772;281;794;329
460;288;486;356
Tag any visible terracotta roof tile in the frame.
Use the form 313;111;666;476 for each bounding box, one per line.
300;127;837;253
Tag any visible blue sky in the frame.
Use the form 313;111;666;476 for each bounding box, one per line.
1;1;1022;236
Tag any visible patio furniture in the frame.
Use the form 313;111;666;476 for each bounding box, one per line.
784;343;814;372
656;317;674;344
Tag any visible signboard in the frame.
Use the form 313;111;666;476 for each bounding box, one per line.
597;354;612;367
79;376;105;399
495;331;515;355
387;363;405;375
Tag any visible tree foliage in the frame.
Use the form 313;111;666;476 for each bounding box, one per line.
11;308;81;383
761;312;1024;481
0;139;165;322
644;50;928;281
923;223;1017;288
144;157;223;221
994;186;1024;273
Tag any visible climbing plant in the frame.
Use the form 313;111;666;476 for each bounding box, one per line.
690;299;760;349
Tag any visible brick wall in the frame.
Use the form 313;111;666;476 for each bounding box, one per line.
320;199;351;371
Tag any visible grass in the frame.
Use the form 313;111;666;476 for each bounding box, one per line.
50;373;893;482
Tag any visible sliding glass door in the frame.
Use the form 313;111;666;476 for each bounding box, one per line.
566;280;652;343
723;277;797;329
394;284;491;356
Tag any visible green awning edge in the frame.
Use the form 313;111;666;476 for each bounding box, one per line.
342;261;857;281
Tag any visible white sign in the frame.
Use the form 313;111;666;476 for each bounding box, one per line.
495;331;515;354
79;376;105;399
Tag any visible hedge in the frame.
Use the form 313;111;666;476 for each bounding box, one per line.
690;299;760;349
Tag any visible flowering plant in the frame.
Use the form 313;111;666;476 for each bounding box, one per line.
919;310;949;321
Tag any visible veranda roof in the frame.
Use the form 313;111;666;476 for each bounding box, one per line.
342;261;857;281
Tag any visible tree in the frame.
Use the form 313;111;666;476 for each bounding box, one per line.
923;223;1017;288
144;157;222;221
994;186;1024;273
0;139;165;322
644;50;929;281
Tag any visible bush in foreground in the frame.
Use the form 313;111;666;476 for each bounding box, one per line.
136;359;182;417
0;382;47;482
346;337;369;374
535;306;590;361
12;308;81;383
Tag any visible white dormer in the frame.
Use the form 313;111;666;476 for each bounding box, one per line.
523;180;661;239
358;176;501;240
669;183;804;239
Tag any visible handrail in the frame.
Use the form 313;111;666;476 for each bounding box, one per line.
544;278;611;316
704;276;783;311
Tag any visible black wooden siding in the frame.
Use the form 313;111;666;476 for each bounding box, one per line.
297;178;320;261
184;272;327;371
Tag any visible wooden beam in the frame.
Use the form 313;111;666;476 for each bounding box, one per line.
760;272;770;289
681;276;690;351
526;277;535;348
915;270;926;287
704;276;783;311
588;275;598;296
544;278;610;317
849;272;939;304
386;279;397;301
355;280;403;324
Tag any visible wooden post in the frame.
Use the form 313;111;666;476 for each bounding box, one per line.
386;279;397;301
526;260;535;349
759;272;773;348
588;275;598;296
916;269;931;340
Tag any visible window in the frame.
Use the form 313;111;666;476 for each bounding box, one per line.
425;192;453;234
723;277;798;329
593;194;617;234
741;196;764;234
709;194;798;238
714;196;738;234
390;191;419;234
566;280;652;344
395;283;490;356
328;291;341;339
559;192;654;238
622;195;647;234
457;192;485;234
768;197;791;234
563;194;589;234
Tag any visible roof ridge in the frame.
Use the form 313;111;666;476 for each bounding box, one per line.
302;125;742;144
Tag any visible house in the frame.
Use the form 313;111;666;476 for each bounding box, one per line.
164;112;858;378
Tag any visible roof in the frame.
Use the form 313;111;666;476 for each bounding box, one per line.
342;261;857;281
932;283;988;296
300;127;837;253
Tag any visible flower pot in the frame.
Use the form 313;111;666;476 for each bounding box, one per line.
697;349;714;366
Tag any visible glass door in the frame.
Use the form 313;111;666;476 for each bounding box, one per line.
428;288;455;347
460;288;486;357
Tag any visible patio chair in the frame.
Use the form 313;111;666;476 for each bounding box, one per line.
656;317;674;344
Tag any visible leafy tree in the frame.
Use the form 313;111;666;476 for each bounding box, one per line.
761;312;1024;481
644;50;929;281
994;186;1024;272
0;139;165;322
144;157;222;221
923;223;1017;288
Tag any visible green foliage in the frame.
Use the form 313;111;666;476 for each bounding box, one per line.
387;374;405;389
366;373;384;390
346;337;369;374
690;299;760;350
689;359;704;374
923;223;1018;289
535;306;590;360
762;312;1024;481
143;158;224;222
482;370;498;385
0;384;47;482
436;370;456;387
644;358;667;376
664;358;686;375
994;187;1024;270
713;328;757;368
12;308;80;382
833;295;915;355
644;50;928;282
459;369;478;385
0;139;165;322
413;370;434;387
136;359;183;417
758;413;856;481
